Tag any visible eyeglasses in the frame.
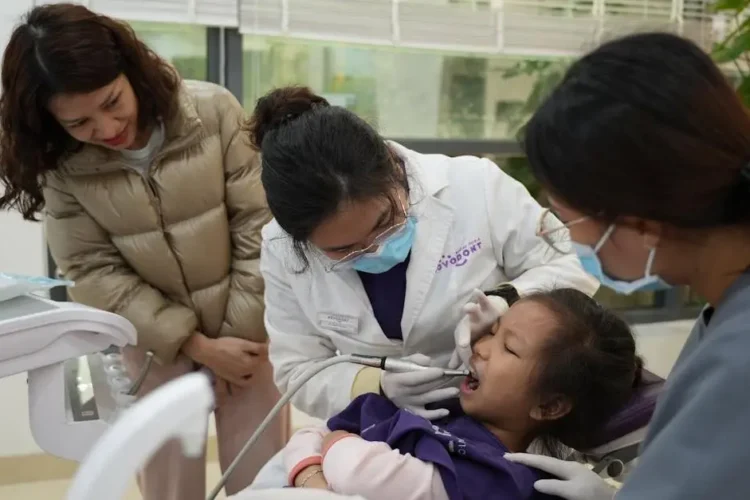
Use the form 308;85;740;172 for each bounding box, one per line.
324;201;411;272
536;208;588;254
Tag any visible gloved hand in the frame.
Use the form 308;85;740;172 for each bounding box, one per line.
451;289;509;369
504;453;617;500
380;354;460;420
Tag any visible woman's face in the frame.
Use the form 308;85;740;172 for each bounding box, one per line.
48;74;141;151
548;197;657;282
308;187;409;264
460;299;566;432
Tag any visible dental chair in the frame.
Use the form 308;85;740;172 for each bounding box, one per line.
576;369;666;480
0;293;137;461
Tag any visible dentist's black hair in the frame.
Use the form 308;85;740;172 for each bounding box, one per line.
525;288;641;453
523;32;750;228
245;86;405;270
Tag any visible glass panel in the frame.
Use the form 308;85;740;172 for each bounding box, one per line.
594;288;658;310
686;288;706;306
131;23;208;81
242;36;565;139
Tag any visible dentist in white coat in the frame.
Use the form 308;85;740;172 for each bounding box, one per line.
249;86;599;424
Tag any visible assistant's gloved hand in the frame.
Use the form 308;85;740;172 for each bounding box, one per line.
504;453;617;500
380;354;460;420
451;289;509;369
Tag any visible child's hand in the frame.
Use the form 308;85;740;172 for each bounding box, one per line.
322;430;356;455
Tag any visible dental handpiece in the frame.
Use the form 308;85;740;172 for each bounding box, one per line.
350;354;470;377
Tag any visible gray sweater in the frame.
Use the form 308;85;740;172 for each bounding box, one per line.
618;272;750;499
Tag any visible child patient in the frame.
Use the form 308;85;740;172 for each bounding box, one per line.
284;288;642;500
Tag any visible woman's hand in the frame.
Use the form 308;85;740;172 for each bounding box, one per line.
182;332;268;387
504;453;616;500
294;465;328;489
452;289;509;368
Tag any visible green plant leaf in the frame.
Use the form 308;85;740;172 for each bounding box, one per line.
712;0;750;12
713;30;750;62
737;77;750;107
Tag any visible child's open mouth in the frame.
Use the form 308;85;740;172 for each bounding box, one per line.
461;372;480;393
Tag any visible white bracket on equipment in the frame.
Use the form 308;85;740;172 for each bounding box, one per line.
0;294;136;461
67;372;212;500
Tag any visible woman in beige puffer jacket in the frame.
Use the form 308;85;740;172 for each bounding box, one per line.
0;5;285;499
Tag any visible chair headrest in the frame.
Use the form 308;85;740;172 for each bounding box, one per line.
586;369;665;449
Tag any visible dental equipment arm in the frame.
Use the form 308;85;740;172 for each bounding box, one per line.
67;372;214;500
0;294;138;461
208;354;467;500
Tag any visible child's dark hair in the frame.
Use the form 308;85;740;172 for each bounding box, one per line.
523;288;642;453
245;86;405;271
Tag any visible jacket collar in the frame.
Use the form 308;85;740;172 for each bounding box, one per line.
59;84;203;176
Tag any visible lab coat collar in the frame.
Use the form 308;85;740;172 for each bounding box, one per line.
387;141;454;341
387;141;450;200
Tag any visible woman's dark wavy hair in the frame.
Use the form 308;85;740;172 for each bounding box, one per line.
0;3;180;220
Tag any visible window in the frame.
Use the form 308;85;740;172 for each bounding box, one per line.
242;35;556;140
131;23;208;81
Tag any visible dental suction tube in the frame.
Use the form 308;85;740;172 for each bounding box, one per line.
206;354;469;500
349;354;469;377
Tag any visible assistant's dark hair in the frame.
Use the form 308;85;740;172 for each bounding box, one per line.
0;3;180;221
246;86;405;270
523;32;750;229
525;289;641;452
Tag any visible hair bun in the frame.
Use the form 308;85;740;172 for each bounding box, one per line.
247;86;329;149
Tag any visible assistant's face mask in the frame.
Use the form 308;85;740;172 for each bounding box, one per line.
572;225;671;295
349;216;416;274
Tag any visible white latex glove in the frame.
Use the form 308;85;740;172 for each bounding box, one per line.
380;354;460;420
451;289;509;369
504;453;617;500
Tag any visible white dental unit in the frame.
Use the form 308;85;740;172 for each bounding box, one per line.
67;370;365;500
0;292;136;461
0;278;362;499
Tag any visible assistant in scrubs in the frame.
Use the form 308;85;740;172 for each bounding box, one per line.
504;33;750;500
249;86;598;421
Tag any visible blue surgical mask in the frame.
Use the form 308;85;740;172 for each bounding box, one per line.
351;217;417;274
572;225;671;295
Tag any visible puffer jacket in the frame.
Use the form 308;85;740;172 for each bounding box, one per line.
43;80;271;364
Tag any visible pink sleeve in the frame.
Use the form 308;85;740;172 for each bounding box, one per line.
283;426;330;485
322;436;449;500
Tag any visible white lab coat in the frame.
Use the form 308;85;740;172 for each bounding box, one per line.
260;142;598;419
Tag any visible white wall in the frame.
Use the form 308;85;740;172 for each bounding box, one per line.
0;0;51;458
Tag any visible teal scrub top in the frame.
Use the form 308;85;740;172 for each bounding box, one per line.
618;271;750;499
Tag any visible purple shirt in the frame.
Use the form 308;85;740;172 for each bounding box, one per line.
358;254;410;340
327;394;553;500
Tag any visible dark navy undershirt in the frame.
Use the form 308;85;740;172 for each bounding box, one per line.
357;253;410;340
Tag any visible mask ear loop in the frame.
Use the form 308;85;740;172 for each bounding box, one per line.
644;246;658;278
593;224;617;253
